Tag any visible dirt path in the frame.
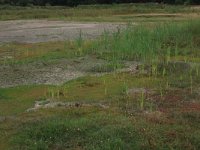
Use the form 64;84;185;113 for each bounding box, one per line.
0;20;124;43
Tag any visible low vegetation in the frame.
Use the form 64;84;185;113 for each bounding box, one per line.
0;0;199;6
0;3;199;21
0;4;200;150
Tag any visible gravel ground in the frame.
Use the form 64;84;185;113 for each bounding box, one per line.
0;56;140;88
0;20;124;43
0;56;98;88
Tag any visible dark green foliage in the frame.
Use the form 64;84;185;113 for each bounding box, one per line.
0;0;199;6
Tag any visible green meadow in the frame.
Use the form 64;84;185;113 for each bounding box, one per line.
0;3;200;150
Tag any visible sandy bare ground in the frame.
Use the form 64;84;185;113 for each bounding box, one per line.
0;20;124;43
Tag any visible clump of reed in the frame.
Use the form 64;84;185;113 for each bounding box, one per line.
90;20;200;65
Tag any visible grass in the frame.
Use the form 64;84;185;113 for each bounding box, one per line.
11;112;142;150
0;69;197;149
0;85;47;115
90;20;200;63
0;73;163;116
0;5;200;149
0;3;199;22
1;20;200;65
1;70;200;149
0;41;82;64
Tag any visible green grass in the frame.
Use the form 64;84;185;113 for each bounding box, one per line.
1;20;200;65
0;85;47;115
0;73;163;116
0;3;199;21
0;8;200;149
11;112;142;150
89;20;200;63
0;41;83;65
1;72;200;149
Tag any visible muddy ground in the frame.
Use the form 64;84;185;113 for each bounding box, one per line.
0;20;124;43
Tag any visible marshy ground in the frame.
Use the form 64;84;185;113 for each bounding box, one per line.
0;3;200;150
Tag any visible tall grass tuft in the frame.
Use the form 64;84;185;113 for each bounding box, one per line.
88;20;200;65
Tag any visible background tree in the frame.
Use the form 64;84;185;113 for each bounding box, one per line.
0;0;199;6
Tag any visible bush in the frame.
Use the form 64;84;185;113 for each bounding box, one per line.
175;0;184;4
0;0;199;6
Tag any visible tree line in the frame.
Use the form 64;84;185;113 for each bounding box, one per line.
0;0;199;6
